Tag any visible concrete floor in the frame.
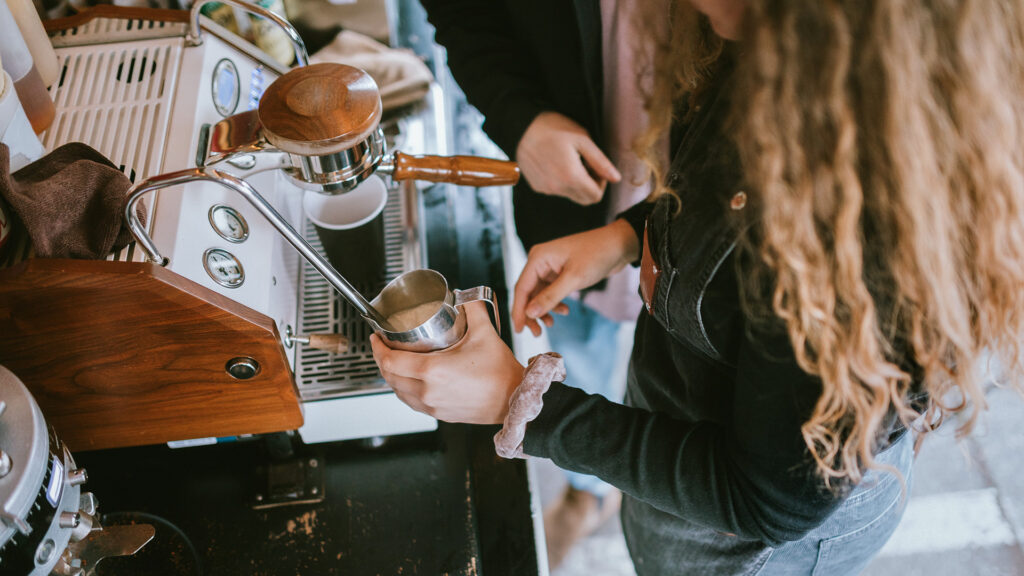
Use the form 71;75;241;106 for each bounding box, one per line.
534;387;1024;576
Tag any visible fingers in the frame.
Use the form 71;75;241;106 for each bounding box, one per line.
566;160;604;205
512;261;543;333
462;299;493;328
525;274;578;321
511;288;528;334
369;334;430;379
577;138;621;183
381;371;430;415
513;258;572;334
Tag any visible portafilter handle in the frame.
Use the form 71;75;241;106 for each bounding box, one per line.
124;167;395;331
186;0;309;67
377;151;521;187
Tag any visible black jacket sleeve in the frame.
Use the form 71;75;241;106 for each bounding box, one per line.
617;199;656;264
419;0;551;156
522;329;844;547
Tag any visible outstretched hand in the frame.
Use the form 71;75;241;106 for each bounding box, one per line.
512;219;641;336
370;301;524;425
516;112;621;205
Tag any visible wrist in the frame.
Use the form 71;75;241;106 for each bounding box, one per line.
608;219;641;268
498;361;527;422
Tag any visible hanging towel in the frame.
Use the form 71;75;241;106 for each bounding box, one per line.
0;142;144;259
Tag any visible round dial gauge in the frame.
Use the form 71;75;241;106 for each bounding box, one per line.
203;248;245;288
212;58;240;117
208;205;249;243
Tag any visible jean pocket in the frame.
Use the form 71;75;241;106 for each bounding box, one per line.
811;489;906;576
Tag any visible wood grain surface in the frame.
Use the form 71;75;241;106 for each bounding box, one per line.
0;259;303;451
391;152;521;187
43;5;191;32
259;63;382;156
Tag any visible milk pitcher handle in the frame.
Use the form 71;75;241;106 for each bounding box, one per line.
452;286;501;337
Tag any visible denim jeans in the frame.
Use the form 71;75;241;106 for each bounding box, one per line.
622;429;914;576
545;297;626;496
757;429;914;576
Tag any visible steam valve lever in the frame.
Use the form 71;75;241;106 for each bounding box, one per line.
284;326;349;353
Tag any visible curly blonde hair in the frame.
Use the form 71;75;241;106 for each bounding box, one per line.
638;0;1024;485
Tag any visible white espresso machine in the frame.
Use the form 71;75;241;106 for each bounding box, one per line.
0;2;510;450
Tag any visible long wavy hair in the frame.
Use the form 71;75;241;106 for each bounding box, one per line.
637;0;1024;485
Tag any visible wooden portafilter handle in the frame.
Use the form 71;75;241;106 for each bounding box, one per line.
389;151;520;187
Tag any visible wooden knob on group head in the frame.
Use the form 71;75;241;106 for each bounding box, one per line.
258;62;382;156
390;152;521;187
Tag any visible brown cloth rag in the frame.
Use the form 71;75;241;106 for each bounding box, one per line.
0;142;144;259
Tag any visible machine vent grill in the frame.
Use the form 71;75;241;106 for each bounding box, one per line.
295;185;422;400
38;38;182;264
49;18;186;47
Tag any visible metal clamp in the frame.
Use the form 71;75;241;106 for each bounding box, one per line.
123;167;392;329
186;0;309;66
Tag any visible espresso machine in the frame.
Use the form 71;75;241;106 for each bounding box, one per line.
0;1;517;451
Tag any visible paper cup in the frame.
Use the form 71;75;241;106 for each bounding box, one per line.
303;175;388;292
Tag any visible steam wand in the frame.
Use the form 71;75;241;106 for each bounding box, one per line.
124;167;396;331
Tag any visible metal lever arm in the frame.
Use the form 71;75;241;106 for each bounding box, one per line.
199;109;276;167
187;0;309;66
124;167;393;329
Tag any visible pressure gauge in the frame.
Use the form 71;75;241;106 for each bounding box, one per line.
212;58;240;117
203;248;245;288
208;205;249;243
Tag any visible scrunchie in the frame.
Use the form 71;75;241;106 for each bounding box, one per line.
493;352;566;459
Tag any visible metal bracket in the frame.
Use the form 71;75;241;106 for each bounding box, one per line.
186;0;309;66
251;456;326;510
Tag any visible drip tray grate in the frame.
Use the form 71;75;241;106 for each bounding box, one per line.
294;184;422;401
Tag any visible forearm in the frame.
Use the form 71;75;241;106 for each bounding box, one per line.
522;382;839;546
617;199;657;265
605;218;642;270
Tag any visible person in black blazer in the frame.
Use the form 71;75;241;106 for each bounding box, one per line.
418;0;634;569
419;0;620;249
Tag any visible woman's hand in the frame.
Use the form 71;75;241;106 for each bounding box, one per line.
369;301;524;425
512;219;641;336
516;112;621;205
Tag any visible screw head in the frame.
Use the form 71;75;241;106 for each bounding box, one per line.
730;191;748;210
0;450;12;478
36;539;55;564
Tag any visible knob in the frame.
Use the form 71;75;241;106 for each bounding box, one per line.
79;492;98;516
59;512;80;529
70;512;94;542
68;468;88;486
